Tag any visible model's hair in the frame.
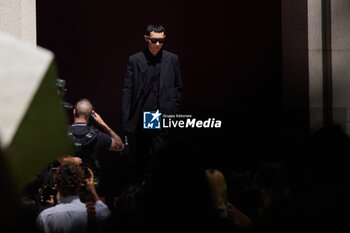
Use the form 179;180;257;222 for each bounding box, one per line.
54;162;84;197
145;24;165;36
74;98;93;119
205;169;227;211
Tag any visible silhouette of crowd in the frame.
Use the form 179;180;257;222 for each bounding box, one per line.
1;124;349;232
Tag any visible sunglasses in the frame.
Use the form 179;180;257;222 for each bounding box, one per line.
148;38;165;44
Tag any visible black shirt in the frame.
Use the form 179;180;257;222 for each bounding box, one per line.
70;123;112;166
142;48;162;112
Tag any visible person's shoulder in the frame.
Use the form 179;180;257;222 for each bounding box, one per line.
129;51;143;58
163;50;179;63
40;200;87;215
163;49;178;58
96;131;110;140
96;130;113;148
38;204;61;218
94;200;112;220
87;125;100;134
128;51;145;62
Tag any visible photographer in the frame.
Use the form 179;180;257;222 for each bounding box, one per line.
68;98;124;172
36;161;111;233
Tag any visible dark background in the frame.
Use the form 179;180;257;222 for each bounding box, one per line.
37;0;288;192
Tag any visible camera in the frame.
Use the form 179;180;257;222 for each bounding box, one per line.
40;185;57;205
40;167;58;206
81;163;99;187
56;78;73;109
56;79;66;96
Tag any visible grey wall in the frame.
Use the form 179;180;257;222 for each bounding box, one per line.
308;0;350;134
0;0;36;44
331;0;350;133
308;0;323;131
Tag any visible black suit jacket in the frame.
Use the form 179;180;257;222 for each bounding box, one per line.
121;49;182;133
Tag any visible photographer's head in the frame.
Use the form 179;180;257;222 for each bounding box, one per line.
73;98;93;123
54;162;84;198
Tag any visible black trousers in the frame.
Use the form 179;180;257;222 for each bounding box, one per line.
134;128;168;179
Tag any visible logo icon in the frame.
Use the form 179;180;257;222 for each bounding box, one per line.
143;110;162;129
